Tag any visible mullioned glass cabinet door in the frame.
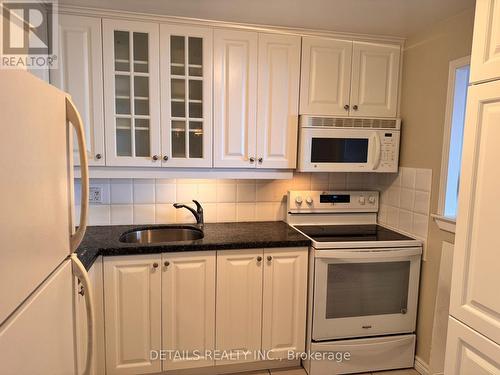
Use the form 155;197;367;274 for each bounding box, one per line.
160;24;213;167
103;19;161;167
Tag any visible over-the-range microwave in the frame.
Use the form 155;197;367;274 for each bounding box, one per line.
298;115;401;173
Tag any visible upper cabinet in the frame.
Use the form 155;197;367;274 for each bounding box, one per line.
350;41;401;118
470;0;500;84
160;24;213;167
213;30;301;169
213;29;258;168
103;19;161;167
300;37;352;116
257;33;301;169
300;37;401;118
52;14;105;166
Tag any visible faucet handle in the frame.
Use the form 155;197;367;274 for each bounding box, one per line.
192;200;203;212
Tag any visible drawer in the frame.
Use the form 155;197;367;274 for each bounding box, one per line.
309;334;415;374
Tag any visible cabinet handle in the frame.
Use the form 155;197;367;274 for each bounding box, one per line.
267;255;272;262
95;153;102;160
152;155;159;161
344;104;350;111
153;262;159;269
164;261;170;267
257;256;262;262
353;105;359;111
163;155;169;161
258;157;263;164
249;157;255;163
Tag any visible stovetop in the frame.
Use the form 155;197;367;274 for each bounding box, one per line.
294;224;414;243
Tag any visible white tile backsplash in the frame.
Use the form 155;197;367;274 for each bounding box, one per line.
76;169;432;239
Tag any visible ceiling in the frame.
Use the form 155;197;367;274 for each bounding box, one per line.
59;0;475;38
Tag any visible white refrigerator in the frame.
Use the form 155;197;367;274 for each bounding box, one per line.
0;71;92;375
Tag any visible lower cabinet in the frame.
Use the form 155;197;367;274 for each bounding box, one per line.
103;254;162;375
103;248;308;374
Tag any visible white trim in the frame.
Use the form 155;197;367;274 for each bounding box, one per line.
414;355;430;375
74;166;293;179
56;5;405;45
437;56;470;216
432;214;456;234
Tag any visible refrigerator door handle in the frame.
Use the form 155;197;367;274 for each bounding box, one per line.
66;96;89;252
71;254;95;375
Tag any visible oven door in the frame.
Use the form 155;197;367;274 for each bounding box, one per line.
312;247;421;341
298;127;382;172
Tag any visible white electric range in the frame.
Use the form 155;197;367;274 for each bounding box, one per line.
287;190;423;375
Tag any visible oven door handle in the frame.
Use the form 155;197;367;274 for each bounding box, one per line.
316;247;422;259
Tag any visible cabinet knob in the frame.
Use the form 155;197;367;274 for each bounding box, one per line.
153;262;159;268
257;256;262;262
353;105;359;111
164;261;170;267
163;155;169;161
258;157;263;164
152;155;159;161
249;157;255;163
95;153;102;160
267;255;273;262
344;104;350;110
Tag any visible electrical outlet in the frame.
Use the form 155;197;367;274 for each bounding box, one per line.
89;186;103;203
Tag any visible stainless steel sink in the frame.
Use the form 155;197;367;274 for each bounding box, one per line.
119;226;204;244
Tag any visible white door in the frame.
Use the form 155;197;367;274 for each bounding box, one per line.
299;37;353;116
350;41;400;118
0;260;76;375
52;14;105;166
470;0;500;84
103;19;161;167
213;29;258;168
103;255;162;375
445;317;500;374
216;249;263;364
256;33;301;169
160;24;213;167
449;79;500;346
262;248;308;359
162;251;216;371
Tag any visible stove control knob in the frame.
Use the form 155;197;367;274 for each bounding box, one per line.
295;196;303;205
358;196;366;205
306;197;313;205
368;196;376;204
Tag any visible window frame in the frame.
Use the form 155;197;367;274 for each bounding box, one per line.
434;56;471;233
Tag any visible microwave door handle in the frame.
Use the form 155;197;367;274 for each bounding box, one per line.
371;133;382;170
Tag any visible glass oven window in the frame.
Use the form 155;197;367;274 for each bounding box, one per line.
311;138;368;163
325;261;410;319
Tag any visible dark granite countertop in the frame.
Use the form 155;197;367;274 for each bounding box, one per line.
76;221;311;270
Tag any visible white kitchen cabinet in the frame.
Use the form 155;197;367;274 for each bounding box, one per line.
445;317;500;374
300;37;353;116
300;37;400;118
213;29;258;168
256;33;301;169
103;19;161;167
470;0;500;84
448;79;500;346
52;14;105;166
262;248;308;359
160;24;213;167
350;41;401;118
216;249;263;364
103;255;162;375
162;252;216;371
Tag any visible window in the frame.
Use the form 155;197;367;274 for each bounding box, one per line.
435;57;470;232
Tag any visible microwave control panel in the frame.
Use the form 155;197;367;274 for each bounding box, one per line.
379;131;400;170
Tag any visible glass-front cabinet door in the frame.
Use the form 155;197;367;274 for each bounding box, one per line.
160;24;213;167
103;19;161;166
